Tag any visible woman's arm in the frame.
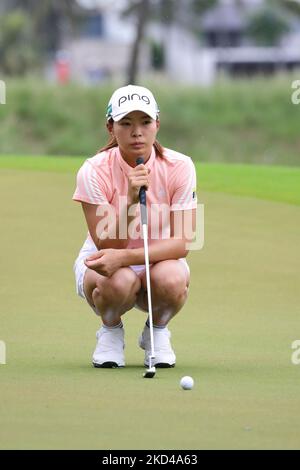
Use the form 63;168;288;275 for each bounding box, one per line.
81;201;137;250
122;238;188;265
81;164;150;251
122;208;196;265
85;208;196;276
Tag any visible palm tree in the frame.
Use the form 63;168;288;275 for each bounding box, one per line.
125;0;216;84
127;0;150;84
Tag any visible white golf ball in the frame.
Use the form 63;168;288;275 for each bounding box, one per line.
180;376;194;390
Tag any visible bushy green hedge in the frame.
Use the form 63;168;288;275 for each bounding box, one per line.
0;76;299;165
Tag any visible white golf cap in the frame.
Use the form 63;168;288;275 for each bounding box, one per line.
106;85;159;122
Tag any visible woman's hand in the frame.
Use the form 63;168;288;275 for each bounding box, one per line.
84;249;127;277
127;164;151;205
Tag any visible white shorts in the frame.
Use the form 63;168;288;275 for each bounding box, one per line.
73;238;190;313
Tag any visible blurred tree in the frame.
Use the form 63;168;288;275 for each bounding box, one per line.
153;0;217;30
124;0;216;84
0;10;38;75
192;0;218;16
29;0;77;54
150;40;165;70
155;0;178;25
0;0;78;75
246;5;290;45
269;0;300;16
127;0;150;84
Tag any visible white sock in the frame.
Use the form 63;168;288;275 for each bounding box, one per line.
103;321;123;331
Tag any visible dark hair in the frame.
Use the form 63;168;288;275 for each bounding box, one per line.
98;119;165;158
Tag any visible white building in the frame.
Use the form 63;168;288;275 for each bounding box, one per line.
157;0;300;84
53;1;150;84
50;0;300;85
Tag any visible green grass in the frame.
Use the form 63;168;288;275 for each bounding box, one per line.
0;164;299;449
0;154;81;173
197;162;300;206
1;76;300;165
0;154;299;205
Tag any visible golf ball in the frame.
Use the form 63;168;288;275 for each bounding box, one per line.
180;376;194;390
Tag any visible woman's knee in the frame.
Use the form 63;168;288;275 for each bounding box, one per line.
95;268;141;302
150;265;188;302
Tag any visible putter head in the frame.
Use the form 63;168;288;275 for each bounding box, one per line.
143;366;156;378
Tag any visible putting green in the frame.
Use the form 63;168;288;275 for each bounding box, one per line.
0;166;299;449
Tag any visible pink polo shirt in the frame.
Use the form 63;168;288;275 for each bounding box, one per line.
72;146;197;249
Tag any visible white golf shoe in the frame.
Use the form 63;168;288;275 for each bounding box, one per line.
92;325;125;368
139;324;176;368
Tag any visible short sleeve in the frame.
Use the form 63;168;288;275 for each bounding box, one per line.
170;158;197;211
72;161;109;205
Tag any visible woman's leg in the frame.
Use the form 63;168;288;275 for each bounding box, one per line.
135;259;190;326
82;267;142;368
135;259;190;367
83;267;142;327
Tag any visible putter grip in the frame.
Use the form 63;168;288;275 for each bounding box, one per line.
136;157;147;225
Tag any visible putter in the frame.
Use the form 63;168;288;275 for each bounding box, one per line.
136;157;156;379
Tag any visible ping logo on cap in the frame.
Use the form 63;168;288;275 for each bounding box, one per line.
107;85;159;121
118;93;151;107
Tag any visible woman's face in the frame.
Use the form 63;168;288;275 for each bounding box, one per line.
107;111;160;165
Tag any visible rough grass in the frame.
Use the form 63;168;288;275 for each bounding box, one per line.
1;75;300;165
